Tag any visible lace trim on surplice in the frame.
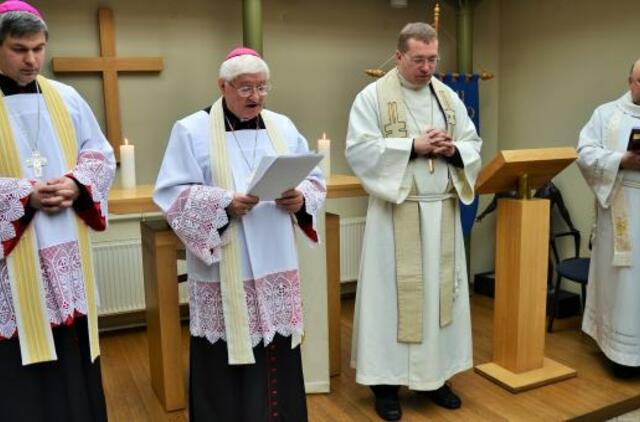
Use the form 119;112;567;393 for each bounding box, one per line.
189;269;304;347
0;240;87;339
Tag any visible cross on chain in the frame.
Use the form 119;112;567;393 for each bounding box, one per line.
25;150;48;178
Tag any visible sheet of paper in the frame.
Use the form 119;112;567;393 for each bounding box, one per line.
247;153;322;201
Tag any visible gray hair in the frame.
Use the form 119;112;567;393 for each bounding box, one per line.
219;54;270;81
0;11;47;44
397;22;437;52
630;58;640;77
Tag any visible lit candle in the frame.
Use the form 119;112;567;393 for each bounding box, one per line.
317;132;331;177
120;137;136;189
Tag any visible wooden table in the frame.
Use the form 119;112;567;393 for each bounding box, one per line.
108;175;365;211
108;175;367;411
319;176;367;377
108;185;157;214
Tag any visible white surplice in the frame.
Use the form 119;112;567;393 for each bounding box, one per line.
0;80;115;340
153;108;325;347
346;77;482;390
578;92;640;366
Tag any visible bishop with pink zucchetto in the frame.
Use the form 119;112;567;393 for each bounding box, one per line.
0;1;115;420
154;48;326;420
224;46;261;61
0;0;42;18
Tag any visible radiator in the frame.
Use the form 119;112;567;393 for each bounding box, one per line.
92;240;188;316
339;217;366;283
92;217;366;314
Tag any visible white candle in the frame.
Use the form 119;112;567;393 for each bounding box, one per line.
317;133;331;177
120;137;136;189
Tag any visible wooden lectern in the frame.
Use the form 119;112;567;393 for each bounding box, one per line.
474;147;578;392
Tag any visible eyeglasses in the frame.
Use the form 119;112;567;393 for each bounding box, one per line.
403;53;439;67
228;81;271;98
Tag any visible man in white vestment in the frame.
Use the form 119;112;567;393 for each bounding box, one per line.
0;1;115;420
346;23;482;420
578;58;640;378
154;47;325;422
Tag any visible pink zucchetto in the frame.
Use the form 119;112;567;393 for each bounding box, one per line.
0;0;42;18
224;47;261;61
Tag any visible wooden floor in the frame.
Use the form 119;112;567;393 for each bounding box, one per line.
99;295;640;421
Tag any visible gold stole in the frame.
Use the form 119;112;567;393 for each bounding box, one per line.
376;68;458;343
606;110;632;266
0;75;100;365
208;98;295;364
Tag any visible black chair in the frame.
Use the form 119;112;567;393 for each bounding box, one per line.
532;182;590;332
475;182;591;326
546;228;590;332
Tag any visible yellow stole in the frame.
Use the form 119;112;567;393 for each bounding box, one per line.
0;75;100;365
208;98;297;364
376;68;458;343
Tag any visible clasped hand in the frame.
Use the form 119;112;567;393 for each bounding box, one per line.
228;189;304;218
413;128;456;158
30;176;80;214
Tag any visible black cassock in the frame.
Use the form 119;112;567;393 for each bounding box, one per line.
0;317;107;422
189;333;308;422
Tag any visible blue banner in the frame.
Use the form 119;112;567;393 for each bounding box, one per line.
436;73;480;236
441;73;480;132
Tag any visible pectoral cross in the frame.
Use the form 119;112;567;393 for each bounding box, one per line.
26;150;48;178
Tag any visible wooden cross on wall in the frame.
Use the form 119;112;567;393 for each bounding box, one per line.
52;8;163;160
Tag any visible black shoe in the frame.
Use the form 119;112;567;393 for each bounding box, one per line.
374;395;402;421
424;384;461;409
371;385;402;421
611;361;640;379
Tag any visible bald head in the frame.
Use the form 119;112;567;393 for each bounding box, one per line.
630;58;640;105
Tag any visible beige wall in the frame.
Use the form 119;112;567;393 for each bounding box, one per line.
496;0;638;272
457;0;639;278
30;0;635;278
32;4;445;175
467;0;500;277
30;0;471;220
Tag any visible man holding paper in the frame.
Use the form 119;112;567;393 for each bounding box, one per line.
154;47;325;421
577;58;640;378
346;23;482;420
